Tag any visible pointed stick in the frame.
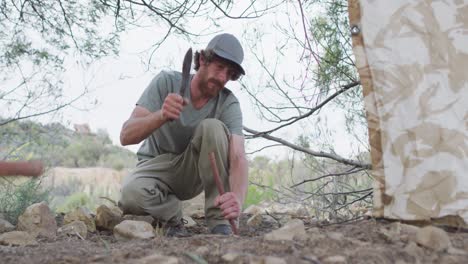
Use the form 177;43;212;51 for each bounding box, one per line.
208;152;239;235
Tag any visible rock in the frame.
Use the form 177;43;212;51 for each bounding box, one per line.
182;216;197;227
277;214;292;226
113;220;154;241
243;205;265;215
389;222;420;242
264;219;305;241
136;253;178;264
221;252;243;262
95;205;123;231
447;247;468;255
0;231;37;246
195;246;210;255
292;207;309;218
183;204;204;218
17;201;57;239
414;226;451;251
250;256;287;264
322;255;346;263
247;213;263;227
122;214;155;225
404;241;424;259
182;193;205;218
327;232;344;241
0;218;15;233
57;220;87;239
64;207;96;233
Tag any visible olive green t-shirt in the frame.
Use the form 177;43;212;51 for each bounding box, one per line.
136;70;243;161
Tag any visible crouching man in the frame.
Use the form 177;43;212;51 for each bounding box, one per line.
119;33;248;236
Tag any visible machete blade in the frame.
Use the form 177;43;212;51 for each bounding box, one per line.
180;47;192;97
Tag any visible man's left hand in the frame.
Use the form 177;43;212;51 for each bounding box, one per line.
214;192;241;220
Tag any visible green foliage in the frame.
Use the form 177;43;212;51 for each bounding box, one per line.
0;118;136;169
0;177;50;224
55;192;92;213
244;184;275;208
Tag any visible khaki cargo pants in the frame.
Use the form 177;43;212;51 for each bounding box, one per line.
119;119;231;229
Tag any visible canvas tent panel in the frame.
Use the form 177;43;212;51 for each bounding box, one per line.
349;0;468;224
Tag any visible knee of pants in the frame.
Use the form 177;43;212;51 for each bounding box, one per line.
195;118;229;143
120;180;155;213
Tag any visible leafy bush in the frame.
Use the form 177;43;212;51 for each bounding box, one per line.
0;177;50;224
55;192;93;213
243;184;275;209
0;119;136;169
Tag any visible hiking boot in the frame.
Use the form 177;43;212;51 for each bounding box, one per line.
210;224;232;235
165;218;191;237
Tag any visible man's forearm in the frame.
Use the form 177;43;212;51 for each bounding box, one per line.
120;110;166;145
229;154;249;206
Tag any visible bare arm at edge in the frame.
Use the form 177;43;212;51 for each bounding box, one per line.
119;106;166;146
228;134;249;207
120;93;187;146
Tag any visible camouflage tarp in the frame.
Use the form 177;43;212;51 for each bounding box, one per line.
349;0;468;225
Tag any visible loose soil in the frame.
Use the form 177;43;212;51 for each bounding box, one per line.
1;216;468;263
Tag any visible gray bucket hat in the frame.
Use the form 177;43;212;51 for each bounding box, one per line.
206;33;245;75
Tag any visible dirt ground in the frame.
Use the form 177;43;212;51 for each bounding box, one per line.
1;215;468;264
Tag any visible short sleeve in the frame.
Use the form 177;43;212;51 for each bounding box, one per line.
136;71;170;112
219;98;244;136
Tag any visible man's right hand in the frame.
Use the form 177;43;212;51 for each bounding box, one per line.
161;93;189;121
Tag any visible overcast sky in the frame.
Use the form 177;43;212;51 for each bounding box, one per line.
57;7;360;159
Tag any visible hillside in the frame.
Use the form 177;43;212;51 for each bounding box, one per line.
0;118;136;170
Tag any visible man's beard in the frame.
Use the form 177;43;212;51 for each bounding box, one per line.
200;77;223;96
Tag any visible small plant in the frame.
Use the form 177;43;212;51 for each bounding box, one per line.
0;177;50;224
243;184;275;209
56;192;93;213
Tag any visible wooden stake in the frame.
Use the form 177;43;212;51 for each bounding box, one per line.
208;152;239;235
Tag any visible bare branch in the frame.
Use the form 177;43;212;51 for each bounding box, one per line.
244;126;371;169
290;166;367;188
246;81;360;136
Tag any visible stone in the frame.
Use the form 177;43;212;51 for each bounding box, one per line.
0;231;37;246
243;205;265;215
250;256;287;264
57;220;87;239
136;253;178;264
64;207;96;233
404;241;424;259
414;226;451;251
182;193;205;218
195;246;210;255
221;252;243;262
389;222;420;242
327;232;344;241
182;216;197;227
264;219;305;241
17;201;57;239
292;207;309;218
122;214;155;225
247;213;263;227
0;218;15;233
95;204;123;231
113;220;154;241
447;247;468;255
322;255;346;263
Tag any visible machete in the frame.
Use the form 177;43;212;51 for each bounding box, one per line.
179;47;193;98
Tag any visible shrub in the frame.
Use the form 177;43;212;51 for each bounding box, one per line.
56;192;93;213
0;177;50;224
243;184;275;209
